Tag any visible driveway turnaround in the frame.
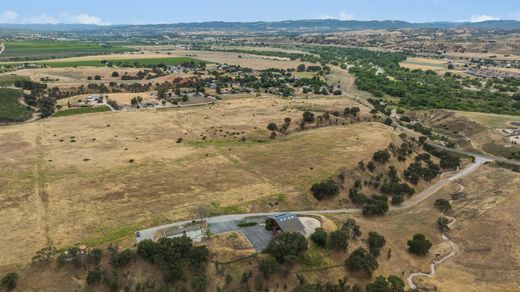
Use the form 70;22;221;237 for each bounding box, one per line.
209;217;273;251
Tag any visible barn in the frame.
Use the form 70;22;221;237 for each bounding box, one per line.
268;213;305;235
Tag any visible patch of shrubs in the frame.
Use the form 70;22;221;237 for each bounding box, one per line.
311;179;340;200
137;236;209;283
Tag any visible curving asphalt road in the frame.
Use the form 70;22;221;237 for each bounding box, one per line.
136;155;490;243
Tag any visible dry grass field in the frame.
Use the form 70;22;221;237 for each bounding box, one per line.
413;109;520;158
134;47;308;70
420;165;520;291
56;91;157;107
1;67;194;89
0;95;391;269
399;57;448;73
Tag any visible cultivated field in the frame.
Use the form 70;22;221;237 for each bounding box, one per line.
0;40;134;62
0;88;32;123
0;95;389;269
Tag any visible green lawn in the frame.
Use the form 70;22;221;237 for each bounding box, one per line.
1;57;207;68
0;40;135;61
0;88;32;123
53;106;111;117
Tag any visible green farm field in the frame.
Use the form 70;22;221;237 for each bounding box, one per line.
0;40;134;62
1;57;207;68
53;106;111;117
0;88;32;123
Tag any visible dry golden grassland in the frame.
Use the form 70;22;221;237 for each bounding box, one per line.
422;165;520;292
1;67;194;89
0;95;391;269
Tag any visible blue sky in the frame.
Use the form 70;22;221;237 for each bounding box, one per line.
0;0;519;25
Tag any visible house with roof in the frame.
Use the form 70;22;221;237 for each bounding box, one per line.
267;213;305;236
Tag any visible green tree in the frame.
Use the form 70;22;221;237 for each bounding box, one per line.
366;276;389;292
0;272;18;291
267;122;278;132
112;71;119;77
191;275;208;292
367;231;386;257
266;232;308;263
297;64;306;72
407;233;432;256
157;87;167;99
86;268;103;285
345;247;378;278
329;230;348;252
310;228;328;248
39;96;56;117
311;179;339;200
109;248;135;268
137;239;160;262
189;246;209;274
437;216;450;232
258;256;279;278
434;199;451;212
32;246;57;264
303;111;315;123
388;275;405;292
341;219;362;240
373;150;390;163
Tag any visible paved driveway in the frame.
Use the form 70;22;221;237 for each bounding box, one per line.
209;217;273;251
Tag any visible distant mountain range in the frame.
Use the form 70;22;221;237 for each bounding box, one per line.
1;19;520;33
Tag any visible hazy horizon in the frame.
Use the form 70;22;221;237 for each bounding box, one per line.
0;0;519;26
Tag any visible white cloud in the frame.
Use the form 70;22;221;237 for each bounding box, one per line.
507;12;520;21
469;14;500;23
0;10;19;23
24;14;60;24
0;10;109;25
60;13;109;25
318;11;355;21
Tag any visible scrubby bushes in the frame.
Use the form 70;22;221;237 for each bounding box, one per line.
136;236;208;283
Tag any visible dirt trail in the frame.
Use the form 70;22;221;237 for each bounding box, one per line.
406;182;461;289
17;96;41;123
34;127;52;246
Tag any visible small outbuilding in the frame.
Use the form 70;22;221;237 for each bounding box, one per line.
450;191;466;200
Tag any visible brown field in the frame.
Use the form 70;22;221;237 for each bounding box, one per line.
57;91;157;106
0;95;389;269
399;57;448;73
413;109;520;158
2;67;193;89
135;47;308;70
421;165;520;291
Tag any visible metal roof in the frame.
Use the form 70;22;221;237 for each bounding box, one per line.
269;213;305;234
